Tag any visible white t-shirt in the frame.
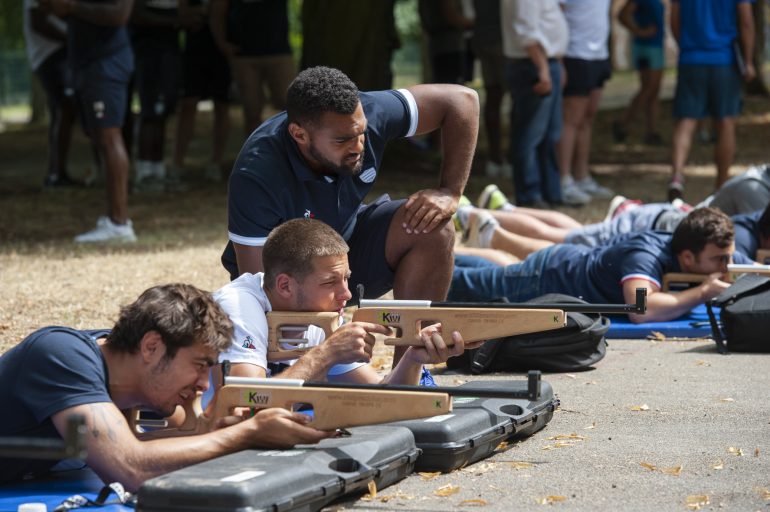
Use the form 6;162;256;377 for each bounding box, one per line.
214;273;365;377
562;0;611;60
23;0;67;71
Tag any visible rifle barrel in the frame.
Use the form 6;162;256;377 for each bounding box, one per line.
361;288;647;314
226;371;542;401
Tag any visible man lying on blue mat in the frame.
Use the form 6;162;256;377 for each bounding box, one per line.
0;284;331;491
450;208;754;323
212;218;483;387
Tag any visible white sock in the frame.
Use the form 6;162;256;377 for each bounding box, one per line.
478;215;499;248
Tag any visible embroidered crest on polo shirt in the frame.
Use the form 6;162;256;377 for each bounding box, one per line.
358;167;376;184
242;335;256;349
304;209;315;219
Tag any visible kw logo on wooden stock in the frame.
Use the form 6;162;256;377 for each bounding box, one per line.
378;311;400;324
244;390;270;406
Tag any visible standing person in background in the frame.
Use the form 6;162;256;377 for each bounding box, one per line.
667;0;755;201
173;0;232;183
500;0;567;208
418;0;473;85
558;0;615;207
130;0;181;191
472;0;510;180
41;0;137;243
24;0;79;189
613;0;665;146
210;0;295;137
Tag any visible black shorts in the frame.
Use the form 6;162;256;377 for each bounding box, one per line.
563;57;611;97
347;195;404;301
134;35;180;119
181;26;231;101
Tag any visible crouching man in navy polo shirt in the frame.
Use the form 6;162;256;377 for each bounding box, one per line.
222;66;479;364
0;284;330;491
450;207;754;323
214;218;483;386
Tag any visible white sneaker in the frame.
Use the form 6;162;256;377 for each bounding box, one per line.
485;160;512;180
74;216;137;243
463;210;499;248
134;160;164;192
561;177;591;206
576;176;614;198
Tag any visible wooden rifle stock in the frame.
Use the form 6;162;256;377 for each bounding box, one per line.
267;289;647;361
662;265;770;292
130;372;543;435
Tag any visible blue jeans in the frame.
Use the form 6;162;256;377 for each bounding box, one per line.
507;59;562;205
449;249;555;303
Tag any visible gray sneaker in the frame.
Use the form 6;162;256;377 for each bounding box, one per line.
561;181;591;206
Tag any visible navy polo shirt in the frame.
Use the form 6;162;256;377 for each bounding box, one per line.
539;231;681;303
732;210;762;258
222;89;419;276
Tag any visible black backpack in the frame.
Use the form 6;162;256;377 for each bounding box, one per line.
707;273;770;354
447;294;610;373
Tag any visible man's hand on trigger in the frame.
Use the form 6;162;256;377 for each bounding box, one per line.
250;408;334;447
321;321;390;364
404;324;486;365
700;272;730;301
403;188;458;234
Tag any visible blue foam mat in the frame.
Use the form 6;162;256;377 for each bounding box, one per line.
606;304;718;339
0;468;131;511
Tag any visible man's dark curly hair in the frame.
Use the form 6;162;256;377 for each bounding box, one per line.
107;284;233;360
286;66;360;126
671;207;734;256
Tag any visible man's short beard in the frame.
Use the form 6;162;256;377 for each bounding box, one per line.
309;143;364;177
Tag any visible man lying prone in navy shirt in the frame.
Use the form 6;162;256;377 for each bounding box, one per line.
450;207;753;323
0;284;330;491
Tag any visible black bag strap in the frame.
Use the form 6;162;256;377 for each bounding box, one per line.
469;337;505;375
706;299;728;355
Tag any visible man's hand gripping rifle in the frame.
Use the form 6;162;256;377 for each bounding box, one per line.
267;288;648;361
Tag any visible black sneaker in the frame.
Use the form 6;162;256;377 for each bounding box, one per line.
667;174;685;202
43;174;81;188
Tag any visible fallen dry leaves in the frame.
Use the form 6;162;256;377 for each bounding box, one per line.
419;471;442;481
434;484;460;497
630;404;650;411
685;495;710;510
458;498;488;506
727;447;744;457
505;461;534;470
536;495;567;505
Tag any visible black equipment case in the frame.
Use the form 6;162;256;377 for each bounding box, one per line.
136;425;419;512
387;379;559;472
